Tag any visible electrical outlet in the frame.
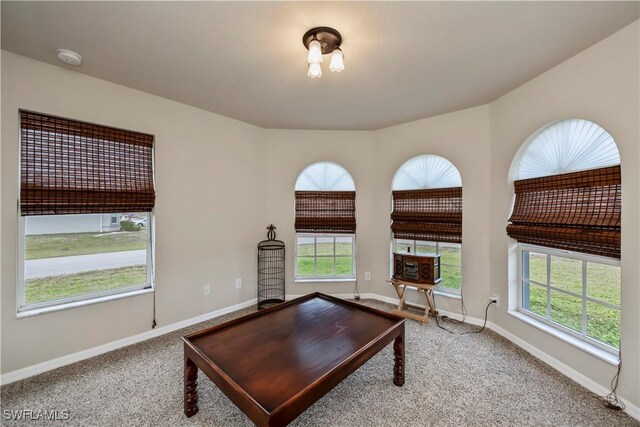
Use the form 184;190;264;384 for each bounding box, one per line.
203;284;211;296
490;295;499;307
235;278;242;289
364;272;371;281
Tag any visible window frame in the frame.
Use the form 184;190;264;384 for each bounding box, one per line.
392;238;462;294
16;113;156;316
294;233;356;282
16;213;155;315
517;243;620;355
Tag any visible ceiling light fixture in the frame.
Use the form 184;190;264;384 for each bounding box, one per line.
303;27;344;78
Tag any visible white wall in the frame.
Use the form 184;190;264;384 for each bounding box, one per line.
1;19;638;410
263;129;375;296
489;21;639;407
1;51;265;373
373;106;493;316
263;105;491;317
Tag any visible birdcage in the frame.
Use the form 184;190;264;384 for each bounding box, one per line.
257;225;285;309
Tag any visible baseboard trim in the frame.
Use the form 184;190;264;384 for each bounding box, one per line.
486;320;640;420
0;298;257;386
2;292;638;420
358;293;638;420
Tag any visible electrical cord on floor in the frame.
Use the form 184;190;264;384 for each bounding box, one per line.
152;293;157;328
589;346;626;413
437;295;626;414
461;300;495;334
431;294;454;334
435;293;627;413
439;283;468;325
433;297;495;335
353;280;360;301
151;274;157;329
443;313;467;325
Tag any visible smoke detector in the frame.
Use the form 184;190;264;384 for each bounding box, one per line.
56;49;82;66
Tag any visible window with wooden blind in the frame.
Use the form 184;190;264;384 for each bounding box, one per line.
510;119;621;354
18;111;155;314
391;155;463;292
294;162;356;280
20;110;155;216
507;166;621;259
391;188;462;244
294;191;356;234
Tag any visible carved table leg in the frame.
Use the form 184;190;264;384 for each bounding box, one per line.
184;356;199;417
393;332;405;386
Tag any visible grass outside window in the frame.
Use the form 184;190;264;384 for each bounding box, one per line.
295;234;355;279
25;266;147;305
21;214;152;311
26;228;147;260
521;246;620;350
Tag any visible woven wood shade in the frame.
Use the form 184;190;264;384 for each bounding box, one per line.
20;111;155;216
391;188;462;244
295;191;356;234
507;165;621;258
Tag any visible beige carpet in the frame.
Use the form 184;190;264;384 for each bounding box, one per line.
1;300;637;426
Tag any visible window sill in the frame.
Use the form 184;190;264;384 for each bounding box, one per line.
507;310;619;366
17;288;154;319
433;289;462;299
295;278;356;283
395;285;461;299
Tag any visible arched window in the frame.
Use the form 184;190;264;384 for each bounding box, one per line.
392;155;462;190
294;162;356;280
508;119;621;352
391;155;462;293
295;162;355;191
516;118;620;179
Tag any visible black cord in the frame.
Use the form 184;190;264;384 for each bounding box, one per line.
152;286;157;329
461;300;495;334
589;345;625;413
151;259;157;328
433;298;495;335
441;313;466;325
431;293;454;334
440;282;468;325
437;293;626;414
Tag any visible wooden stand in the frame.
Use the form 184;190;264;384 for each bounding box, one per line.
387;278;437;324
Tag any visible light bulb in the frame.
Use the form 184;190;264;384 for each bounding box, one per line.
329;48;344;72
307;39;323;64
308;62;322;78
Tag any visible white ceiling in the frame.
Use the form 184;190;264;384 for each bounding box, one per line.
2;2;638;130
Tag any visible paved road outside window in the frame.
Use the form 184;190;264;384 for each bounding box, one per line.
25;250;146;279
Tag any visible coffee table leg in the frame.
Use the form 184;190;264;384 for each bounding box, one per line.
393;332;405;386
184;356;199;417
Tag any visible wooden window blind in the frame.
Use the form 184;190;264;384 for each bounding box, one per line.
20;110;155;216
391;188;462;244
507;165;621;259
294;191;356;234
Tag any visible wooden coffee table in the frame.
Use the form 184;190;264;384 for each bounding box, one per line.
182;292;405;426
